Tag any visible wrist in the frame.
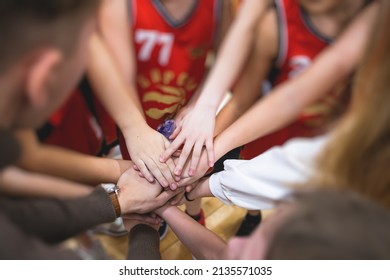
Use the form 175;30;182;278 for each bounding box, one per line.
155;204;173;218
103;183;121;217
122;123;153;143
119;114;148;135
213;136;230;162
195;97;220;112
184;191;196;202
190;178;211;199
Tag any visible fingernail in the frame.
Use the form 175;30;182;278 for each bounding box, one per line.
189;169;195;176
163;180;169;188
175;176;180;181
171;183;177;190
174;168;181;175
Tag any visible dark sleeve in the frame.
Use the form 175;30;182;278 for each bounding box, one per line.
0;187;116;243
127;224;161;260
0;213;81;260
0;129;21;170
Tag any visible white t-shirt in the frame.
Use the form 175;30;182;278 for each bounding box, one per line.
209;134;330;210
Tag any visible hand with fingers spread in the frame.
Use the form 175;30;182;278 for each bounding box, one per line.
123;125;179;190
175;149;213;188
117;166;183;214
160;103;216;177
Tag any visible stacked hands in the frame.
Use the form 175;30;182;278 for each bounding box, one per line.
117;107;216;231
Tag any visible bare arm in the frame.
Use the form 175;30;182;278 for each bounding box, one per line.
214;7;277;135
0;166;93;198
176;2;378;187
88;0;178;188
14;130;131;185
214;3;378;160
87;33;145;133
156;205;226;259
161;0;272;175
197;0;272;111
186;178;213;200
97;0;140;108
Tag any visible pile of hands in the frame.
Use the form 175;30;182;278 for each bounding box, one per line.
116;105;217;231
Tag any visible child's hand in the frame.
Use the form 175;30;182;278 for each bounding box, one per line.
117;167;183;214
123;126;178;189
176;150;212;187
160;104;216;177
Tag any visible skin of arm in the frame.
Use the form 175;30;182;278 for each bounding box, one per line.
156;205;226;259
160;0;272;174
96;0;142;111
214;6;278;135
186;177;213;201
1;163;184;217
162;0;234;176
196;0;273;110
213;2;378;161
0;166;93;198
177;2;378;187
90;0;177;188
14;130;132;185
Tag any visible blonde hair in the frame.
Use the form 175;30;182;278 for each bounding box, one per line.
312;0;390;207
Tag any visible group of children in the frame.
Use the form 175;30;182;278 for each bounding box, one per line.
0;0;389;260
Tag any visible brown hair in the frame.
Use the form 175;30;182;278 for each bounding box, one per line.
267;190;390;259
0;0;101;73
309;0;390;208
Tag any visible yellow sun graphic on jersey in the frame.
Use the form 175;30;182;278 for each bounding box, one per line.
138;68;198;120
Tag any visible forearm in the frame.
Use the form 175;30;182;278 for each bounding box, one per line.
214;87;260;136
213;3;375;161
0;214;80;260
18;144;131;185
0;187;116;243
186;178;213;201
214;98;241;136
213;82;305;159
15;129;132;185
87;33;146;134
158;206;226;259
196;0;271;111
0;166;93;198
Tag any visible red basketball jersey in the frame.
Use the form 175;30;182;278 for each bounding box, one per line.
38;84;118;156
240;0;348;159
120;0;222;159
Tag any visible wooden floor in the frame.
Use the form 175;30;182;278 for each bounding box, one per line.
95;198;271;260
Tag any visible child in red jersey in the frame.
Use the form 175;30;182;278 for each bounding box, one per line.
170;0;375;235
98;0;232;233
223;0;373;235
